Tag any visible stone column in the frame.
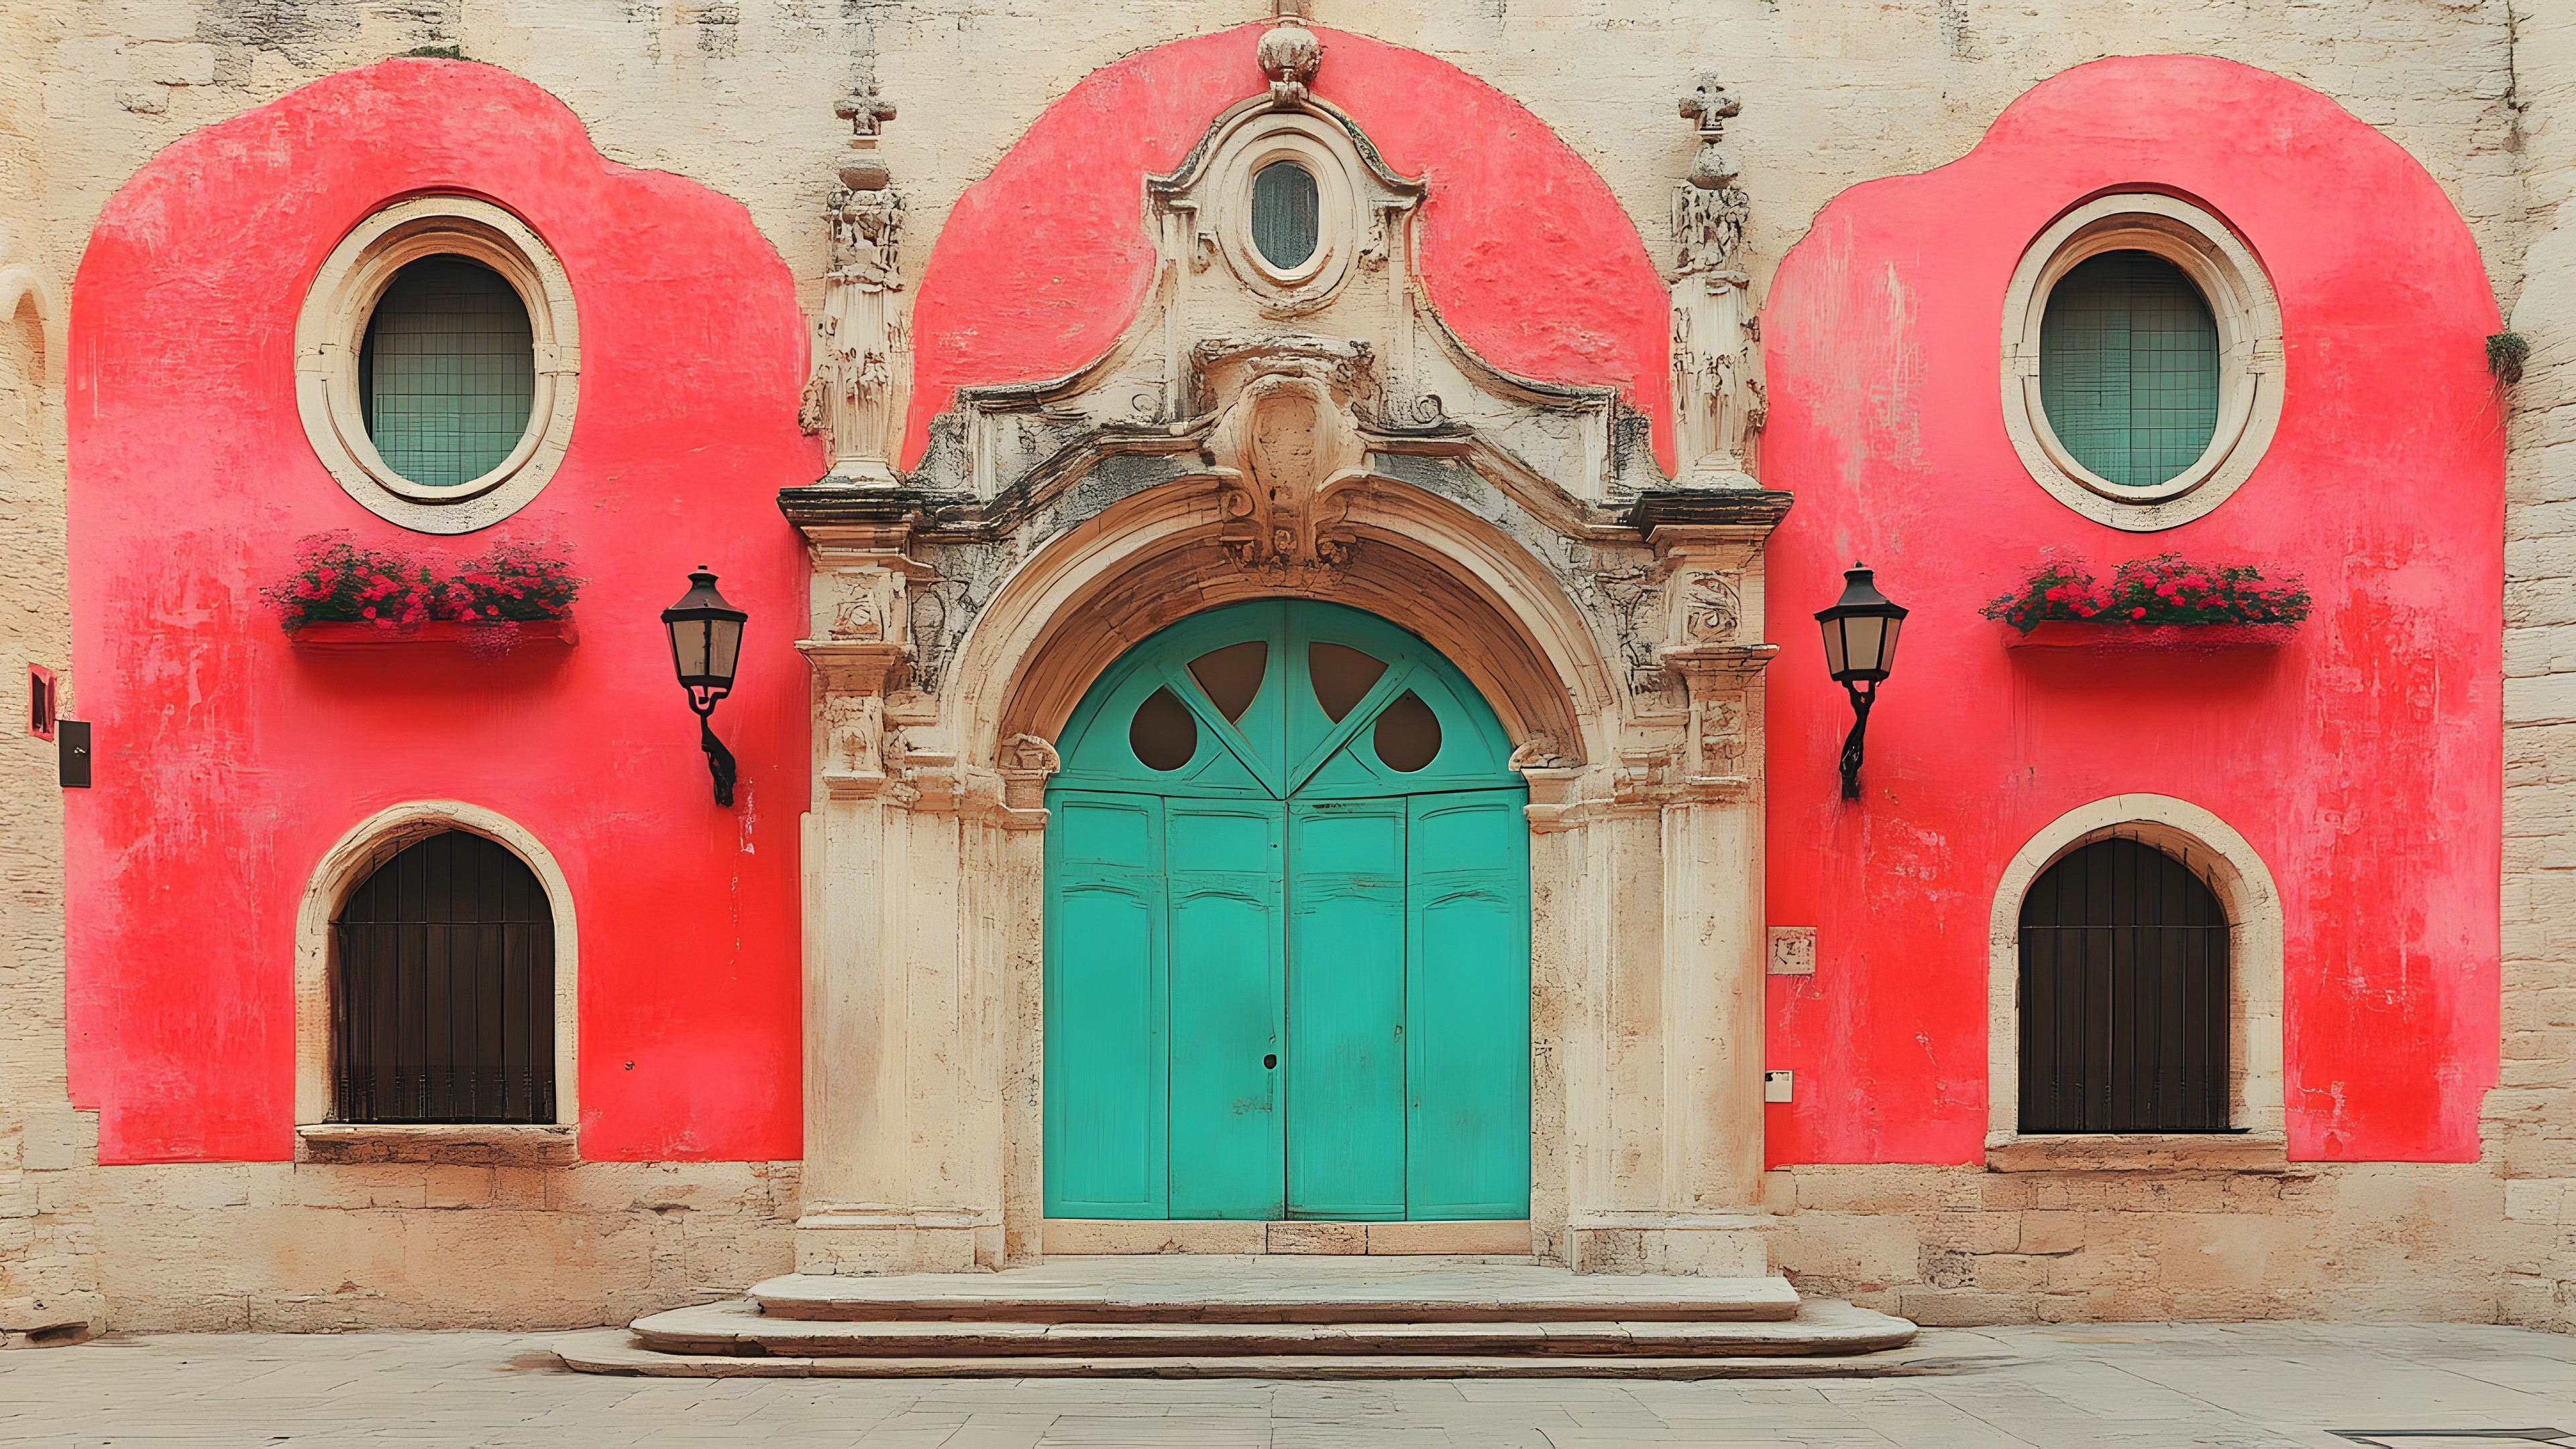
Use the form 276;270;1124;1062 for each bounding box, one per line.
1562;492;1786;1275
790;509;1001;1273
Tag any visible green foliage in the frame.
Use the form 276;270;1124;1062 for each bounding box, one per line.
265;533;581;633
2489;331;2530;386
1980;554;2312;635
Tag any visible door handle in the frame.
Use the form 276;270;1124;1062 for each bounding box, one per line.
1263;1053;1278;1069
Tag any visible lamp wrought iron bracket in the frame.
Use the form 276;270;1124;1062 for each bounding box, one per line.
691;696;738;806
1836;679;1876;802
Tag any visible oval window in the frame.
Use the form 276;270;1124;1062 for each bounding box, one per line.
1130;687;1198;771
1250;160;1322;271
2038;250;2220;489
360;256;537;488
1373;690;1442;773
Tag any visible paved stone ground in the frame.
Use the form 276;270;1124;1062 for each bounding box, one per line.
0;1323;2570;1446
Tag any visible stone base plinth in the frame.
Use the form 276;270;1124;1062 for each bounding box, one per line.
794;1208;1002;1276
1561;1212;1773;1277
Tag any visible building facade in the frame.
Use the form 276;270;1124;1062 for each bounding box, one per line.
1;0;2572;1339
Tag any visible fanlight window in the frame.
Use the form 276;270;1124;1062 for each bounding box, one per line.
331;828;555;1124
1250;160;1322;270
2018;837;2230;1134
1130;687;1199;771
2037;250;2220;490
1188;641;1267;722
1308;642;1386;722
360;256;537;489
1373;690;1441;772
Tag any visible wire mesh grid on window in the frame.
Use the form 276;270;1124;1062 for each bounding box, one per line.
1251;160;1322;271
2017;837;2231;1134
2038;250;2221;489
331;829;555;1124
358;257;537;489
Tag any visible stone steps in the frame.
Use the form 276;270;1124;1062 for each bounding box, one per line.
627;1296;1915;1358
554;1330;1972;1381
749;1255;1803;1324
551;1256;1927;1379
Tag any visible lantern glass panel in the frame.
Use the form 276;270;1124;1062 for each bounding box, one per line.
1878;614;1904;673
1842;614;1888;677
707;617;744;684
1821;620;1849;679
671;620;711;680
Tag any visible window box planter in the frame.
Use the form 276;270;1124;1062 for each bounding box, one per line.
288;619;579;653
2002;621;2295;654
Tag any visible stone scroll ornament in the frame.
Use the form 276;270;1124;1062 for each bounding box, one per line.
1670;76;1762;488
799;80;910;485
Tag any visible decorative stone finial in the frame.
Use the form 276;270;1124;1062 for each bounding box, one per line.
801;78;910;485
836;81;898;140
1669;76;1760;488
1678;75;1739;191
1258;0;1323;109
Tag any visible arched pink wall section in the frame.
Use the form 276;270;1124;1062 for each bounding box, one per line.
904;24;1676;472
64;60;817;1163
1760;56;2503;1166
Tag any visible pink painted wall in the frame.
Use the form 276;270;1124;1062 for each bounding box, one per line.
64;44;2502;1172
1759;56;2504;1165
904;24;1678;472
65;60;816;1163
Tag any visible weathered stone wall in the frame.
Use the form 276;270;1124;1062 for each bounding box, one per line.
2497;0;2576;1335
1769;1163;2536;1326
50;1152;798;1332
0;0;98;1347
3;0;2567;1332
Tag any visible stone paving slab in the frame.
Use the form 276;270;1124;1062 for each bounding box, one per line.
0;1322;2570;1446
751;1256;1803;1323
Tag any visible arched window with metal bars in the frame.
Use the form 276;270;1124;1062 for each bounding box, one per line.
330;828;556;1124
2017;836;2231;1134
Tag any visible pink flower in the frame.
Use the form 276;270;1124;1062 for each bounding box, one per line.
2129;606;2147;619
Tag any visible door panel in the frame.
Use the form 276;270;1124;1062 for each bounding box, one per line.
1044;600;1532;1224
1166;800;1287;1218
1406;791;1532;1219
1043;794;1168;1217
1286;800;1409;1219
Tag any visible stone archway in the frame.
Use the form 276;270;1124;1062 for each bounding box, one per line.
783;467;1788;1279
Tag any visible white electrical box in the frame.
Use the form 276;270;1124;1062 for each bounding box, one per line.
1763;1069;1794;1103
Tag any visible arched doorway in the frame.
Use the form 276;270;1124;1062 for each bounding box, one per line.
1043;600;1530;1222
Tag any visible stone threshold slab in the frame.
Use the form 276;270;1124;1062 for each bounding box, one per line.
632;1297;1915;1358
556;1330;1980;1381
751;1256;1802;1324
1041;1218;1535;1256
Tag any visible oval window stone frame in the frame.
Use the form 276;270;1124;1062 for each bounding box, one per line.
295;197;581;535
2000;193;2284;533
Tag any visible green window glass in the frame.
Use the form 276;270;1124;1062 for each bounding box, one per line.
2038;250;2220;489
358;257;536;488
1250;160;1320;270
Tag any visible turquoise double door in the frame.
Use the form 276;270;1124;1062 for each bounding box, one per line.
1044;601;1532;1221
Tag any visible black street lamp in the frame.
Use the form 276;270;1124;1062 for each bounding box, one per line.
1814;561;1907;802
662;567;748;806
